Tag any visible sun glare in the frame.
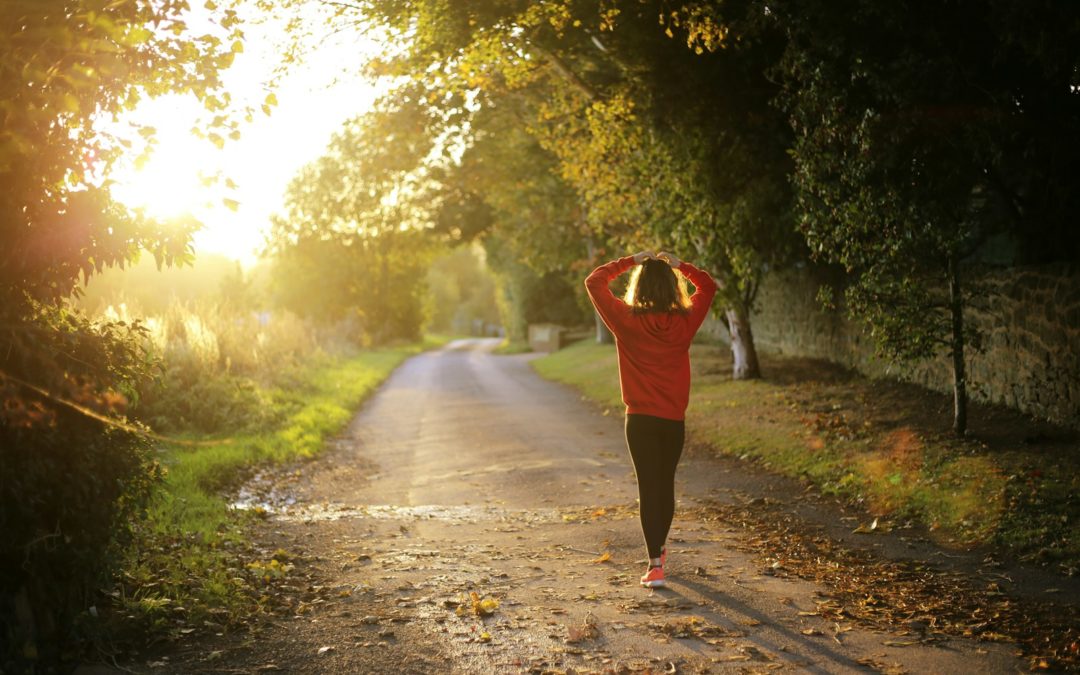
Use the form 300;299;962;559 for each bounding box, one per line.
105;8;384;266
110;99;219;222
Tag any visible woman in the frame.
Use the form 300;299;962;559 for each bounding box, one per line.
585;250;717;588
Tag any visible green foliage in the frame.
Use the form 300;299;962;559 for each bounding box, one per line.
775;0;1080;353
0;0;244;307
0;306;162;669
268;106;437;344
426;245;501;335
91;297;316;434
313;0;803;375
765;0;1080;429
484;237;591;341
1;421;161;668
775;1;989;363
269;230;431;344
0;3;246;662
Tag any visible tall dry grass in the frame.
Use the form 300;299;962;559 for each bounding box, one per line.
100;300;332;433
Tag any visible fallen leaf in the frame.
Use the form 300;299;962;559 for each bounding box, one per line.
591;551;612;564
853;518;879;534
468;591;499;616
566;613;600;643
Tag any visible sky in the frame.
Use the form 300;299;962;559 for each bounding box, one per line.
108;7;386;266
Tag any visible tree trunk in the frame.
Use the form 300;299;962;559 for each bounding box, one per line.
948;254;968;436
594;313;614;344
583;235;612;344
725;305;761;380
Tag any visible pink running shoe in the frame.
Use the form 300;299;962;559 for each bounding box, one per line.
640;566;666;588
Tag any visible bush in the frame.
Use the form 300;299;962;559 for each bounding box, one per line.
0;307;162;671
106;301;319;435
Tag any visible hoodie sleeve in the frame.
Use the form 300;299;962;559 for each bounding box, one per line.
584;256;635;337
679;262;718;336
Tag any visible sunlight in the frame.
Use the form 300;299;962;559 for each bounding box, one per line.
109;97;218;221
105;7;385;266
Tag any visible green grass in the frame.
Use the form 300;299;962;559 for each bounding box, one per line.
149;348;413;535
114;339;443;639
533;340;1080;572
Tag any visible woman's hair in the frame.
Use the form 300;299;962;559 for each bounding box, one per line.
623;258;691;314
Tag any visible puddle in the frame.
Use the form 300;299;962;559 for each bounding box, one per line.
230;470;297;513
234;500;562;524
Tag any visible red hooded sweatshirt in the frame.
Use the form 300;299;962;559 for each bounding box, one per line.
585;256;718;421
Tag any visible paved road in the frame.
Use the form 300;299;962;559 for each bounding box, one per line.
150;339;1026;673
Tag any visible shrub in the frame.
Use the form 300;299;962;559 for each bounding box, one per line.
0;306;161;670
108;301;320;435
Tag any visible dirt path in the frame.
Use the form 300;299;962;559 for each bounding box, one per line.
137;338;1037;674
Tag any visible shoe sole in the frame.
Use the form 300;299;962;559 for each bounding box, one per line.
640;579;666;588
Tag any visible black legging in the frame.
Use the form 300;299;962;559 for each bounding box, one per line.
624;413;685;560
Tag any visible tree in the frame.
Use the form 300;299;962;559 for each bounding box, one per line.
1;0;248;421
329;1;802;377
0;1;245;306
425;245;501;335
434;101;595;341
266;101;437;343
0;1;246;664
773;0;1080;434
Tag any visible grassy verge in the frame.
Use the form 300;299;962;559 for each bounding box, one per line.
111;337;446;641
533;340;1080;574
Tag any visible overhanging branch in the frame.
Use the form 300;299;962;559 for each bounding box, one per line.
524;39;600;103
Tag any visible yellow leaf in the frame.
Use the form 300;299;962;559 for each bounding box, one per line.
468;591;499;616
223;198;240;211
478;631;492;642
265;92;278;107
591;551;611;564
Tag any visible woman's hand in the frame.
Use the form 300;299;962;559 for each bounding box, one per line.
657;251;682;268
631;250;655;265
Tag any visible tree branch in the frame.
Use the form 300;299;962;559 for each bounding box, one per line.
524;39;600;103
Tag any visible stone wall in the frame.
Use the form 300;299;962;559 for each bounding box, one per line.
702;263;1080;429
